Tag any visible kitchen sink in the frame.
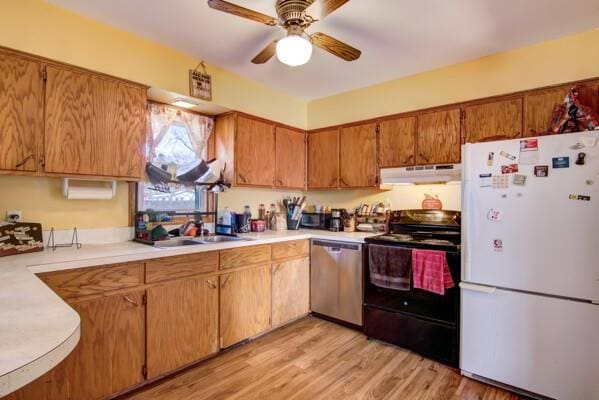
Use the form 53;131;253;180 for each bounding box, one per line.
197;236;249;243
152;236;249;248
153;238;205;248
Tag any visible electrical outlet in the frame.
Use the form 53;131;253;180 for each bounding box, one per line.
6;210;22;223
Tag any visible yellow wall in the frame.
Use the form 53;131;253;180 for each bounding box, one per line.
307;29;599;129
0;176;130;229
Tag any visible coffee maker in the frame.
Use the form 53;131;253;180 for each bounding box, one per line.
330;209;344;232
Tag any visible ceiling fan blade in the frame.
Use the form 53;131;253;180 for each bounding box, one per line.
207;0;278;26
251;40;278;64
311;32;361;61
305;0;350;20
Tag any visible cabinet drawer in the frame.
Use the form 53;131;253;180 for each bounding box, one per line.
38;262;144;300
219;245;271;270
271;240;309;261
145;251;218;283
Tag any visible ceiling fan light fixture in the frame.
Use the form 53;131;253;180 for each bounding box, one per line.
276;34;312;66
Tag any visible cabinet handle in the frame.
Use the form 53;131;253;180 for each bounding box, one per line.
123;295;139;307
238;173;247;183
15;154;33;168
419;154;429;163
276;178;283;186
272;264;281;274
340;177;349;187
329;177;338;187
39;155;45;168
206;279;217;289
220;275;232;288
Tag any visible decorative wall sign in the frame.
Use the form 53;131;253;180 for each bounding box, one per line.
189;62;212;101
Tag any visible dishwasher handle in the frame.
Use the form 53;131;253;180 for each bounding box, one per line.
312;239;361;252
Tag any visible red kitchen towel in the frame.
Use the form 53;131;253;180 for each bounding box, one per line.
411;249;454;295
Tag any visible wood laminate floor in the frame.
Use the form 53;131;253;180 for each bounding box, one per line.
122;317;521;400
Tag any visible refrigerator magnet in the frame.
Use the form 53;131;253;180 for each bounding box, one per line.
501;164;519;174
493;239;503;252
519;139;539;165
487;152;495;166
534;165;549;177
552;157;570;169
500;151;516;161
479;173;492;187
492;175;509;189
575;152;586;165
487;209;502;222
513;174;527;186
569;194;591;201
586;180;594;185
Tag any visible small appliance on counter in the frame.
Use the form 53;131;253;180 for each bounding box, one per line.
300;212;331;230
329;209;344;231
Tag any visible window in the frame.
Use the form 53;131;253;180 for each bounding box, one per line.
137;103;214;213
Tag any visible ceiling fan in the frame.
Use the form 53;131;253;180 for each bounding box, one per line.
207;0;361;66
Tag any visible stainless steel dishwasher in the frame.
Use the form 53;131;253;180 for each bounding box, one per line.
310;239;363;326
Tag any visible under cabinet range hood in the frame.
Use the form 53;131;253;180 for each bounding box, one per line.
380;164;461;185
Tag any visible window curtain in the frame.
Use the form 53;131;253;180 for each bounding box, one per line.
146;102;214;164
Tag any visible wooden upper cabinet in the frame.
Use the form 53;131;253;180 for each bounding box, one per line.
220;264;272;348
44;64;146;179
0;51;43;172
275;127;305;189
523;86;569;137
416;109;461;164
378;117;416;168
235;115;275;186
340;123;378;187
463;98;522;143
146;275;219;379
307;129;339;189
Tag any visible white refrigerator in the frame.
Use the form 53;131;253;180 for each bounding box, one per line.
461;131;599;400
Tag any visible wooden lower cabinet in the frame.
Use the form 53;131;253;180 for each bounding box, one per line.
219;264;272;348
146;275;219;379
272;257;310;327
6;290;145;400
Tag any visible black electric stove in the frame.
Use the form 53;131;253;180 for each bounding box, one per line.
364;209;461;367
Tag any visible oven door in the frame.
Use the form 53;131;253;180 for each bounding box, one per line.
364;245;460;325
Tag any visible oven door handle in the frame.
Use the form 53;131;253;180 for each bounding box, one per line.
326;247;342;253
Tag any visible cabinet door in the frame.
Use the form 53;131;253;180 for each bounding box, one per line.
107;82;146;179
378;117;415;167
340;123;378;187
44;65;145;178
63;291;145;400
463;99;522;143
275;127;305;189
220;265;271;348
416;109;461;164
523;86;569;137
272;257;310;327
307;129;339;189
0;51;43;172
146;276;219;378
235;115;275;186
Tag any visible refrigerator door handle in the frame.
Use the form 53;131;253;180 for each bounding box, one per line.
459;282;496;294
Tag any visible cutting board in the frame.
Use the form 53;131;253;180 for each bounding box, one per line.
0;222;44;257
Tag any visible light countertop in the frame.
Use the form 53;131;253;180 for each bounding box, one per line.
0;229;376;396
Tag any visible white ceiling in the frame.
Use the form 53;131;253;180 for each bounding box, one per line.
49;0;599;100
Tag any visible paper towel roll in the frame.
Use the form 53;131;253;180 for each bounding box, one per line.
62;178;117;200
